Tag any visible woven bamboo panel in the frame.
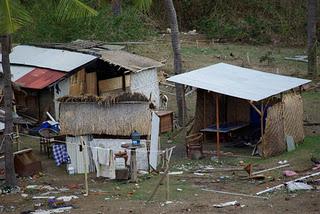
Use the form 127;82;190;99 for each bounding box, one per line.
283;93;305;144
227;96;250;123
260;102;286;157
192;89;216;133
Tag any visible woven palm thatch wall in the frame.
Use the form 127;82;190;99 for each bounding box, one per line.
59;102;151;136
283;93;304;144
259;102;286;157
192;89;216;133
259;93;305;157
58;92;152;136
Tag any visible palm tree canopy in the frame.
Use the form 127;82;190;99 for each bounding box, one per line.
0;0;97;35
0;0;32;35
133;0;153;11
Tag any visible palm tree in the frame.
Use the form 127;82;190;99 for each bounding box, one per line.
163;0;186;127
307;0;318;79
0;0;97;187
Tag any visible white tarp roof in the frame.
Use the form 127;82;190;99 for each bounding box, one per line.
167;63;310;101
0;63;35;81
0;45;97;72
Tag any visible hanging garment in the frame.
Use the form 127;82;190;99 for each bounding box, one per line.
91;144;115;179
53;144;71;166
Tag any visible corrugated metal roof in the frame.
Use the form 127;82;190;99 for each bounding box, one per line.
100;50;163;72
167;63;310;101
0;45;97;72
0;63;35;81
15;68;65;90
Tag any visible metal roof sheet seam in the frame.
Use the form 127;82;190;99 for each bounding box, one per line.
167;63;310;102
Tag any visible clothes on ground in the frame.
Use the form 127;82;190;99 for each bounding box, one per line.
53;144;71;166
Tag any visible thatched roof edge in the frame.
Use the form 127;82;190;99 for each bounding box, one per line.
57;92;149;106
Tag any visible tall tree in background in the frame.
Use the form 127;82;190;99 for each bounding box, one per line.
112;0;121;16
307;0;318;78
0;0;96;187
164;0;186;127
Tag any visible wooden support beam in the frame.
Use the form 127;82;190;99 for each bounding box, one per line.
260;102;264;146
215;94;220;158
248;101;262;116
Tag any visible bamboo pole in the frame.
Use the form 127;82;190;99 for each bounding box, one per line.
260;102;264;146
203;91;206;142
80;136;89;196
215;94;220;158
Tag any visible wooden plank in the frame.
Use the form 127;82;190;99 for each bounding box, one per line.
150;112;160;170
86;72;97;95
98;75;130;93
248;101;262;116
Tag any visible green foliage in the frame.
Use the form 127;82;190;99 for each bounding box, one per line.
14;3;155;43
0;0;32;35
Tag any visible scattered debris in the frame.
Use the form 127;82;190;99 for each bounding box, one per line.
312;164;320;171
284;55;308;63
27;185;55;191
278;160;288;165
286;182;313;192
286;135;295;152
213;200;240;208
256;171;320;195
168;171;183;175
202;189;268;199
253;164;290;175
283;170;298;177
193;172;204;176
56;195;79;202
31;206;73;214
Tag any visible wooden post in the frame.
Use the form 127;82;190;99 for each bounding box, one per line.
165;149;169;201
215;94;220;158
203;91;206;142
80;136;89;196
260;102;264;145
130;148;137;182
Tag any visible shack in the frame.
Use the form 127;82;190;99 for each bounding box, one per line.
168;63;310;157
0;45;98;121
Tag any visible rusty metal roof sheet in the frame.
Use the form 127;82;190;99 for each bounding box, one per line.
15;68;66;90
0;45;97;72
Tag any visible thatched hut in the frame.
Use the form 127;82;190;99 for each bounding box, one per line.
168;63;310;157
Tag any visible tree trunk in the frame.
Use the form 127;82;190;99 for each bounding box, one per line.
0;35;17;187
112;0;121;16
164;0;186;127
307;0;318;78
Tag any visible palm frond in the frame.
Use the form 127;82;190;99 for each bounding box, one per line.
133;0;153;12
55;0;98;22
0;0;31;35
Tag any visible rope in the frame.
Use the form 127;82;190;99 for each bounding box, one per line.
19;133;166;154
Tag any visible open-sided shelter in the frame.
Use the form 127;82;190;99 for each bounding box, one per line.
168;63;310;157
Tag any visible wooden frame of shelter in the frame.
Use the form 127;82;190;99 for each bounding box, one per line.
168;63;311;157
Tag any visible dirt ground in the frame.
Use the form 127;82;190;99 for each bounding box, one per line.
1;40;320;213
1;136;320;214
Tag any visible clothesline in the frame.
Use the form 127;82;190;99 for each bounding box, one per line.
19;133;167;154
